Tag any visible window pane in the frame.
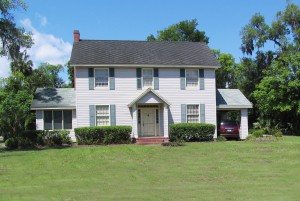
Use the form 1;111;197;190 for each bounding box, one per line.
95;69;108;87
187;105;199;123
96;105;110;126
54;111;62;130
143;69;153;87
186;69;198;87
44;111;52;130
96;116;110;126
187;105;199;115
63;110;72;129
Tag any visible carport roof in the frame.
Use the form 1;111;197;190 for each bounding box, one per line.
216;89;252;109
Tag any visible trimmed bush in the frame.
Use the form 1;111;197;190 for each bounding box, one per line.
75;126;132;145
169;123;215;142
251;129;266;138
4;130;71;149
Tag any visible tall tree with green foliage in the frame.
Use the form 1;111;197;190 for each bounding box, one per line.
0;0;33;61
66;61;74;88
0;72;34;139
212;49;238;89
147;19;209;43
0;63;65;139
240;3;300;134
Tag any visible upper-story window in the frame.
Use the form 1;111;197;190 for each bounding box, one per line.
95;69;109;88
143;69;153;88
186;69;198;88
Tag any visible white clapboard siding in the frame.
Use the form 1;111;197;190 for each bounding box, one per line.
240;109;249;139
36;110;44;130
75;67;217;135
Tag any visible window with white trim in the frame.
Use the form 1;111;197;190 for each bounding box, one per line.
186;69;198;88
44;110;72;130
95;69;109;88
187;105;199;123
143;69;153;87
96;105;110;126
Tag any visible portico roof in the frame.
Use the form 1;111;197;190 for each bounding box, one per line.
128;88;171;107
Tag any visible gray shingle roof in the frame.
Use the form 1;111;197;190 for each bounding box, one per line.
31;88;76;110
216;89;252;109
70;40;220;67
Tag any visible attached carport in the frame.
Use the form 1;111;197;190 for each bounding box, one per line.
216;89;253;139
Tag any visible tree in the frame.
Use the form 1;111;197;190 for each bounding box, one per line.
26;63;65;94
0;0;33;60
147;19;209;43
212;49;238;89
66;61;74;88
240;3;300;134
0;72;33;140
10;51;33;76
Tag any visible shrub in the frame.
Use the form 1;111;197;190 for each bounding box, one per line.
169;123;215;142
272;130;283;138
251;129;266;138
43;130;72;146
4;130;71;149
5;137;18;149
75;126;132;145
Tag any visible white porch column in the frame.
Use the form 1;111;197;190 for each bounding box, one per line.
240;108;249;139
163;104;169;138
132;104;138;138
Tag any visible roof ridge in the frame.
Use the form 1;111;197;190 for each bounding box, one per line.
78;39;207;44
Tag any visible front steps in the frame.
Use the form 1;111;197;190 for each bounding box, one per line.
136;137;169;145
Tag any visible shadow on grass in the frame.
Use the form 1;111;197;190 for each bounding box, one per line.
0;145;73;155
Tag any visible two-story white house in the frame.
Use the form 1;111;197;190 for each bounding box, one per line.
31;30;252;143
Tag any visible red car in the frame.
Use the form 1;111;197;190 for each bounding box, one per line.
218;121;240;138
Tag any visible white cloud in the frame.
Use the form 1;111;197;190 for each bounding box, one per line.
0;18;71;79
21;18;72;69
38;15;47;27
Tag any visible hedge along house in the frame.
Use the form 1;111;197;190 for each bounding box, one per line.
31;30;252;143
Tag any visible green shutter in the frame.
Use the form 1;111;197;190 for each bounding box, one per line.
200;104;205;123
89;105;95;126
110;104;116;126
137;68;142;90
180;69;185;90
199;69;204;90
109;68;115;90
154;68;159;90
88;68;94;90
181;104;187;123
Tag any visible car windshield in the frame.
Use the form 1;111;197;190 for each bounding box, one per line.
221;122;237;126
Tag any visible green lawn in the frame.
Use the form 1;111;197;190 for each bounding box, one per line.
1;137;300;201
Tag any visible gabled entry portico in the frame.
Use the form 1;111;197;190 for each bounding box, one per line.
128;88;170;140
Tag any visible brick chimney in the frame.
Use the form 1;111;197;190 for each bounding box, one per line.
74;30;80;42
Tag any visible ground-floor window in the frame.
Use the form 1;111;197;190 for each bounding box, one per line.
96;105;110;126
44;110;72;130
187;105;199;123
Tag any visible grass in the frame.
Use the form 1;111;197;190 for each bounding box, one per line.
1;137;300;200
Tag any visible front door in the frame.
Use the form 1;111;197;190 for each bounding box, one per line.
141;108;156;136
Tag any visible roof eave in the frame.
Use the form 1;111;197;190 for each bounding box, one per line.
128;88;171;107
31;106;76;110
217;105;253;109
70;64;220;69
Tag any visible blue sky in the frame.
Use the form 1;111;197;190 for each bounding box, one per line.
1;0;299;80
